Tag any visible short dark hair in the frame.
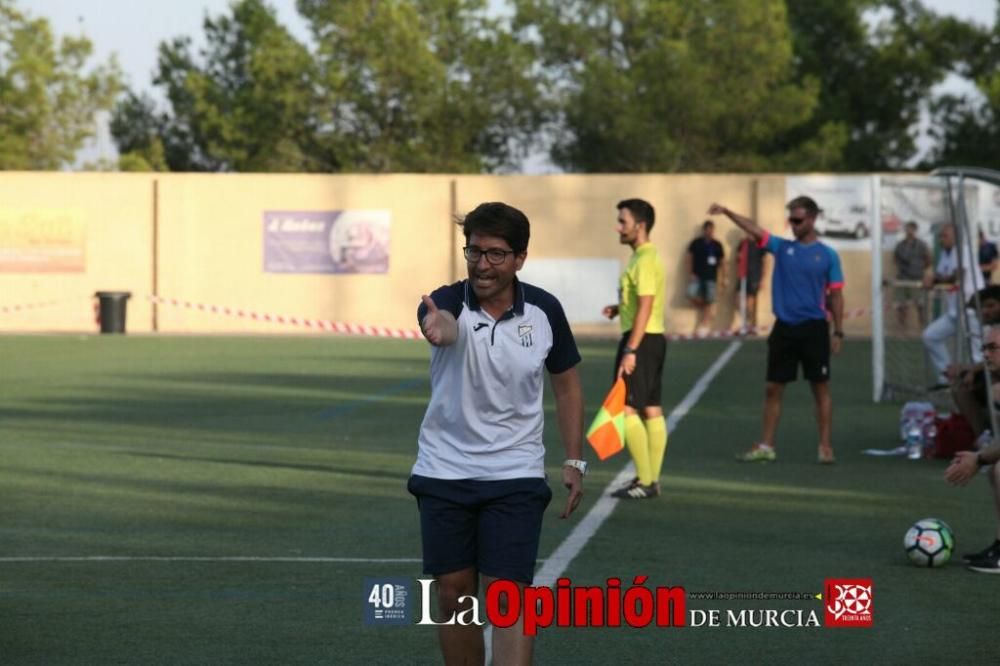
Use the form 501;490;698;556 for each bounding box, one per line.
786;196;820;217
905;221;918;231
458;202;530;255
703;220;714;229
972;285;1000;308
617;198;655;232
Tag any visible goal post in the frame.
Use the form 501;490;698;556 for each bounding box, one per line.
874;167;1000;409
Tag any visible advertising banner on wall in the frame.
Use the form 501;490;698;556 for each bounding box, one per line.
263;210;390;274
0;208;86;273
785;175;874;252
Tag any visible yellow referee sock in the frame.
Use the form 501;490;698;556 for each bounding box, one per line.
625;414;653;485
646;416;668;483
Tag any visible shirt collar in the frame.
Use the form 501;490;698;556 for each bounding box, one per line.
463;276;525;316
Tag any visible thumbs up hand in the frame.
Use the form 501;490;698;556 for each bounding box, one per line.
420;295;458;346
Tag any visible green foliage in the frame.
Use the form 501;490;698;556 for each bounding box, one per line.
110;92;168;171
783;0;981;171
113;0;545;173
513;0;822;172
112;0;322;172
98;0;998;173
0;0;121;169
922;6;1000;169
297;0;546;172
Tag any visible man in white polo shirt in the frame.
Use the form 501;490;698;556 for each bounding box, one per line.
410;201;586;665
923;223;985;389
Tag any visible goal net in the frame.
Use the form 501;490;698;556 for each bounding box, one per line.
873;170;1000;404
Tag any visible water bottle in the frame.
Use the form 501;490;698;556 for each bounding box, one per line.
899;401;935;460
921;411;938;459
905;422;923;460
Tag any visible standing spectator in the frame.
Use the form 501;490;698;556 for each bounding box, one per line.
735;235;767;331
922;224;984;389
411;202;586;664
708;196;844;464
979;230;998;284
685;220;726;333
602;198;668;500
893;221;932;328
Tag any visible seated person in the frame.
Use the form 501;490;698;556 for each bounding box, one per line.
923;224;984;388
949;286;1000;439
945;326;1000;573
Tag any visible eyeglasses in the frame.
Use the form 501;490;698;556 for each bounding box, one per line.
463;246;515;265
983;343;1000;353
788;217;807;225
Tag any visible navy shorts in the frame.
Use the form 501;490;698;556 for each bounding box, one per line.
407;475;552;584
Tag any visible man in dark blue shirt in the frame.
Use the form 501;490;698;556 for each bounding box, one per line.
685;220;726;333
708;196;845;465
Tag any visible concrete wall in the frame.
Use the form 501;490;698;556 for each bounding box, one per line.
0;173;156;332
154;174;454;333
0;172;875;336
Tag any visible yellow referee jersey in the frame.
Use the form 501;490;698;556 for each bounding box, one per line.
619;242;665;334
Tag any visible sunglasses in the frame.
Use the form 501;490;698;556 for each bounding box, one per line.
983;343;1000;353
788;217;807;225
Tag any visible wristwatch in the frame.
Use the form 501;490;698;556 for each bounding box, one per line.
563;459;588;476
622;346;638;355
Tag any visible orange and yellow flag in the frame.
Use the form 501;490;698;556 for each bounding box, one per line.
586;378;626;460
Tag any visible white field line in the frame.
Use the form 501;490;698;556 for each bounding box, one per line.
536;341;742;585
486;341;742;663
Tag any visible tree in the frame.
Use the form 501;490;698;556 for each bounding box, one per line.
512;0;824;172
110;92;168;171
119;0;544;173
922;6;1000;169
297;0;547;172
781;0;981;171
0;0;121;170
112;0;322;172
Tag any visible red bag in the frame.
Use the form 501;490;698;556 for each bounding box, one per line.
932;413;976;459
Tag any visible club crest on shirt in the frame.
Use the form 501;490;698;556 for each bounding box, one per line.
518;324;533;347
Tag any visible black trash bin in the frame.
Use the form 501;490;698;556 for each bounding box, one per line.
95;291;131;334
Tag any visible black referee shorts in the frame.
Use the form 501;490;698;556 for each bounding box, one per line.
766;319;830;384
614;332;667;409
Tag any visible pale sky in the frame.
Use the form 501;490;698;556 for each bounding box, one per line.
19;0;999;170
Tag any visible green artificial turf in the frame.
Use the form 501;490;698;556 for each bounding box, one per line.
0;335;994;664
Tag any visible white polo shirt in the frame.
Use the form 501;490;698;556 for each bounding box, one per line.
937;246;984;317
412;278;581;480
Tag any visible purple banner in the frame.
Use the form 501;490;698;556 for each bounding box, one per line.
263;210;390;274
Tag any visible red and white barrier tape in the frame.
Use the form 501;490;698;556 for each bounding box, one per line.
2;293;874;341
148;295;422;339
150;295;875;342
665;327;768;342
1;299;73;314
664;307;871;341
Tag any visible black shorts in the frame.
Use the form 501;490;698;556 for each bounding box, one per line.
766;319;830;384
615;332;667;409
407;475;552;584
737;279;761;295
